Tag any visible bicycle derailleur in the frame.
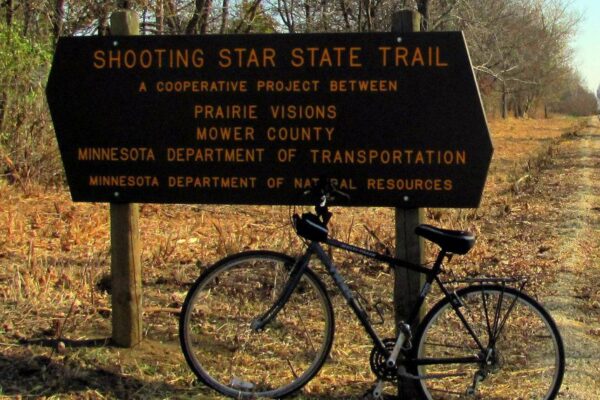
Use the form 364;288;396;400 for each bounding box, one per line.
466;347;503;396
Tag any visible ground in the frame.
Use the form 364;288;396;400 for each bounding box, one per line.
538;118;600;399
0;115;599;399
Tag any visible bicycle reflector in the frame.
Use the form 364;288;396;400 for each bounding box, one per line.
293;213;329;242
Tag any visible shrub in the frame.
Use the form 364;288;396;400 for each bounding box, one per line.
0;23;62;188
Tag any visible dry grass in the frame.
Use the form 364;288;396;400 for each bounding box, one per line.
0;115;588;399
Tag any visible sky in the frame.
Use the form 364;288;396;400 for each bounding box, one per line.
572;0;600;95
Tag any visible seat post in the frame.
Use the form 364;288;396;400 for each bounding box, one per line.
430;249;448;275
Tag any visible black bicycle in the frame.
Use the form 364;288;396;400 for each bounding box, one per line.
179;182;565;399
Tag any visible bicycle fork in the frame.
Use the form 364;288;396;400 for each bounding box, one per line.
249;244;315;332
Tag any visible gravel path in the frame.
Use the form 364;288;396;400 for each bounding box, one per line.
537;117;600;399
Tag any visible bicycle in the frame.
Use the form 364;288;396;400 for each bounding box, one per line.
179;181;565;399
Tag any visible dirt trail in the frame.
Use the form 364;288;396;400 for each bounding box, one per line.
535;117;600;399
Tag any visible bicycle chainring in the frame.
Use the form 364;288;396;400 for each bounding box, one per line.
370;338;399;383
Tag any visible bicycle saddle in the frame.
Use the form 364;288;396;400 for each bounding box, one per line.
414;224;475;255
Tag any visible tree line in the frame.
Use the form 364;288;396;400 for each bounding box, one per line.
0;0;597;186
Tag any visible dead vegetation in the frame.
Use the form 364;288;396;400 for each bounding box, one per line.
0;115;594;399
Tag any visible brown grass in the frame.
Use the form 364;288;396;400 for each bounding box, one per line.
0;115;585;399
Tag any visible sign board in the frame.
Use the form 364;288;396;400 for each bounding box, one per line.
46;32;493;207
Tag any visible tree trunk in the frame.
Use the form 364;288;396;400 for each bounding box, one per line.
277;0;295;33
220;0;229;33
363;0;372;31
99;12;110;36
502;82;508;119
23;1;32;36
5;0;13;26
185;0;205;34
304;2;311;32
243;0;262;33
513;99;522;118
0;0;11;131
0;92;7;134
53;0;65;45
200;0;212;34
156;0;164;34
234;0;262;33
339;0;351;30
417;0;429;31
165;0;182;33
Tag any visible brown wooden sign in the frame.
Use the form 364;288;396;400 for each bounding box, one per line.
46;32;492;207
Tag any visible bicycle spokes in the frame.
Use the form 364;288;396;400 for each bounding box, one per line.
180;252;334;398
415;286;563;399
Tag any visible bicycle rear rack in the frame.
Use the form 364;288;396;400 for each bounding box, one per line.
441;276;528;292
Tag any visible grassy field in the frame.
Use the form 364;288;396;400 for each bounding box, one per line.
0;115;591;399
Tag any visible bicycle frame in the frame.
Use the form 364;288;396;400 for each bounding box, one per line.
251;236;490;367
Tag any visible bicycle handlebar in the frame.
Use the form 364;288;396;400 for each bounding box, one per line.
302;178;351;209
292;179;349;239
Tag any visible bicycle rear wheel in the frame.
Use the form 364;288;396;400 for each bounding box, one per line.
413;284;564;399
179;251;334;398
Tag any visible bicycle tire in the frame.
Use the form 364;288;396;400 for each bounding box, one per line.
179;251;335;398
412;284;564;400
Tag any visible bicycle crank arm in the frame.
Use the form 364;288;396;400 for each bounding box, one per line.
386;323;411;368
385;332;405;368
371;380;385;399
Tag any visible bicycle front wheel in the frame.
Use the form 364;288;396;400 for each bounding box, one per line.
413;284;564;400
179;251;334;398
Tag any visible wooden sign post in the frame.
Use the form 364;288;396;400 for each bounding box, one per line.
392;10;425;399
109;1;142;348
